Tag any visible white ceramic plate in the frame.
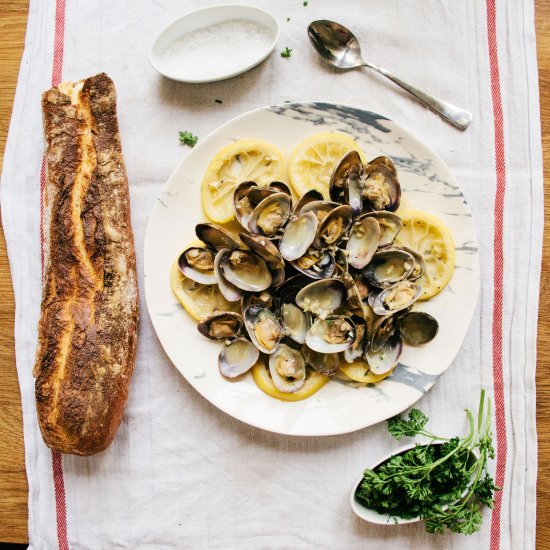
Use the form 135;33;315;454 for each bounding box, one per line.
144;103;480;436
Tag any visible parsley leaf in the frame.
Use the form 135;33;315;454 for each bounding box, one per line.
356;390;500;535
281;47;292;58
178;131;198;147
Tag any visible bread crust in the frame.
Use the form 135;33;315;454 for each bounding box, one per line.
35;73;139;456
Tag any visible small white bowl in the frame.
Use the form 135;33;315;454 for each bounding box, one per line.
350;443;480;525
149;4;280;83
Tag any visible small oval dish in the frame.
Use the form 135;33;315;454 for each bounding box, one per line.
149;4;280;83
350;443;480;525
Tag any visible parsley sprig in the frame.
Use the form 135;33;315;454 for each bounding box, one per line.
179;131;198;147
355;390;499;535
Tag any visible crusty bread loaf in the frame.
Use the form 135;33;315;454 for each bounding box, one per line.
35;73;139;456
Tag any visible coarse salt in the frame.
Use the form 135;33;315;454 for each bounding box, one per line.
162;19;275;80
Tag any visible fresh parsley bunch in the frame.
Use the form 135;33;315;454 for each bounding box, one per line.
355;390;499;535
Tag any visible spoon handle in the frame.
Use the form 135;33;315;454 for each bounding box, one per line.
364;62;472;130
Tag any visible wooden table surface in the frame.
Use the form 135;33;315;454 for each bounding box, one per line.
0;0;548;546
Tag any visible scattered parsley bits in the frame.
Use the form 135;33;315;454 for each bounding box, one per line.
214;99;223;104
286;17;291;22
281;47;292;58
303;0;308;5
355;390;499;535
178;131;198;147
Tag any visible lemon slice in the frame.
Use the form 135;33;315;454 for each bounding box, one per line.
288;132;365;199
394;208;455;301
338;361;394;384
251;360;329;402
201;140;287;223
170;244;240;321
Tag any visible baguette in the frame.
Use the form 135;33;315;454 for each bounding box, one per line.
35;73;139;456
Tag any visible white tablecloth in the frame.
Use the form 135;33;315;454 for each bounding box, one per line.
1;1;542;548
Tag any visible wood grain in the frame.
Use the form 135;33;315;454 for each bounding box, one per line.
0;0;29;543
535;0;549;548
0;0;547;545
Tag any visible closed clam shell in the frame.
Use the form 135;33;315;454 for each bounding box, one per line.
305;348;340;376
269;344;307;393
218;337;259;378
398;311;439;346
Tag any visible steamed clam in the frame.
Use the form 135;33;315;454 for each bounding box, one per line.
269;344;307;392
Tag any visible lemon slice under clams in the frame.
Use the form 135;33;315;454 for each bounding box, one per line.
394;208;455;301
288;132;365;199
338;361;394;384
252;360;329;402
170;243;240;321
201;139;287;224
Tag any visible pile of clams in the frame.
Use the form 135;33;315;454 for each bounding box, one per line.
178;152;439;394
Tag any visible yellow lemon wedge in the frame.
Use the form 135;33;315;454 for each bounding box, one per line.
201;139;287;224
170;243;240;321
338;361;394;384
394;208;455;301
288;132;365;199
251;360;329;402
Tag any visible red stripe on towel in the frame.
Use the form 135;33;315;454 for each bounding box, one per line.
47;0;70;549
486;0;508;548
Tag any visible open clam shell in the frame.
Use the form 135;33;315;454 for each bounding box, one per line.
361;162;401;213
214;249;244;302
279;211;318;262
240;232;286;287
370;315;399;352
219;249;272;292
365;333;403;375
196;223;240;251
344;315;368;363
371;280;421;316
363;248;416;288
329;150;363;206
178;245;217;284
293;189;324;215
281;301;310;344
218;337;259;378
295;278;347;319
268;344;307;393
317;204;353;246
347;216;381;269
362;211;402;248
233;181;258;231
248;192;292;237
306;315;356;354
244;304;283;354
197;312;243;340
291;248;336;280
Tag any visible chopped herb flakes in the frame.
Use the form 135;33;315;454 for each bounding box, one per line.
281;47;292;58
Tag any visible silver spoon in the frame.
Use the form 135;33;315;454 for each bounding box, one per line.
308;20;472;130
